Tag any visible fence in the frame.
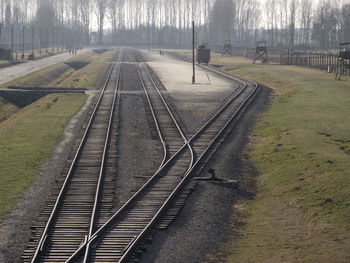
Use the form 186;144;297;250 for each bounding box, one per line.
280;50;344;74
214;46;350;76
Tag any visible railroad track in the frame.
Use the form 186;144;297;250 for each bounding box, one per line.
22;48;260;263
22;49;123;263
60;50;260;263
22;47;194;263
61;50;195;263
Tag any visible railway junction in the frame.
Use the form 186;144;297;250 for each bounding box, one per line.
0;48;263;263
0;46;349;263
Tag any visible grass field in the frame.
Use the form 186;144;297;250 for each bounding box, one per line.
203;55;350;262
0;97;18;122
0;94;86;219
0;49;114;221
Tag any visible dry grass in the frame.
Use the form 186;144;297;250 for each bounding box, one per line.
180;52;350;263
51;50;115;89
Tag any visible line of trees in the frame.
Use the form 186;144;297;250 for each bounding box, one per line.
0;0;349;50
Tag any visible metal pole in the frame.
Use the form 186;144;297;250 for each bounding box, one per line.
11;24;13;60
148;27;151;51
31;26;34;56
39;27;42;55
22;25;25;59
45;27;48;53
192;20;195;84
57;27;59;52
52;28;54;52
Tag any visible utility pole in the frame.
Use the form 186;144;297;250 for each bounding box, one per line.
148;26;151;51
11;24;14;60
45;27;48;53
192;20;195;84
31;26;34;57
39;27;42;55
56;27;59;52
22;25;25;59
52;29;54;53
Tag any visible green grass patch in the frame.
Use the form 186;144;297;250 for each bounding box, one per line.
0;97;19;122
208;57;350;262
0;94;86;220
0;49;114;221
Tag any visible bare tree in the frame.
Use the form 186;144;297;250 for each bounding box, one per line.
288;0;298;47
339;2;350;42
265;0;277;46
300;0;313;46
96;0;107;44
80;0;91;44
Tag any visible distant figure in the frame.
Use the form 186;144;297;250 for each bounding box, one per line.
159;50;162;56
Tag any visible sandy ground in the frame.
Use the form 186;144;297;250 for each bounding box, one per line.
0;50;88;86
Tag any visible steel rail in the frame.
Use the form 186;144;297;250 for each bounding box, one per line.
64;48;193;262
64;122;189;263
80;48;192;262
135;51;193;170
119;83;259;263
136;52;187;143
64;51;260;263
29;50;121;263
82;50;124;263
64;49;195;262
117;58;260;263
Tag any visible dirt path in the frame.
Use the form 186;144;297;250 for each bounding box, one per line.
0;50;89;86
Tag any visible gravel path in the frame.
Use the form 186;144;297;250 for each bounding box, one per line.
115;61;162;209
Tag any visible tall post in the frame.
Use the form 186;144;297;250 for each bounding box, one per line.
45;27;48;53
39;27;42;55
31;26;34;56
148;26;151;51
192;20;195;84
52;28;54;53
11;24;14;60
56;27;59;52
61;27;64;52
22;25;25;59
